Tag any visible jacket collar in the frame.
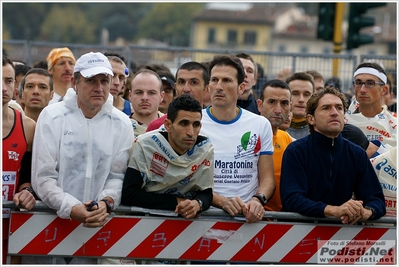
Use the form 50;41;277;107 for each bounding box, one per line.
312;131;343;150
64;88;114;116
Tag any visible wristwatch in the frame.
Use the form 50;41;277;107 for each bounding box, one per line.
252;193;267;206
364;206;375;220
22;187;39;200
101;199;113;214
195;199;203;214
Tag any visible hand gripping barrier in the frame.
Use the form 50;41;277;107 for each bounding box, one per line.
4;201;397;264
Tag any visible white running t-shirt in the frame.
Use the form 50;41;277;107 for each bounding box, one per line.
200;107;274;203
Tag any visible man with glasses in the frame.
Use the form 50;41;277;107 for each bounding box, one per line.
346;62;397;148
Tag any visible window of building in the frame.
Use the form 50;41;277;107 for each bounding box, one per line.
278;44;286;52
208;28;216;44
227;29;237;44
323;47;331;54
244;31;257;45
300;46;309;53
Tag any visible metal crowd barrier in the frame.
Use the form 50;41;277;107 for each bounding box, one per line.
4;201;397;264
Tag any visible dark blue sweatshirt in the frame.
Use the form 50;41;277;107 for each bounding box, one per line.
280;131;386;219
237;93;260;115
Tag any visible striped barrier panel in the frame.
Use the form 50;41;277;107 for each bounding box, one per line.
8;211;396;264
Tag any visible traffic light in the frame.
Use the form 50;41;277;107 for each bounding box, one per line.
317;3;336;41
346;3;387;50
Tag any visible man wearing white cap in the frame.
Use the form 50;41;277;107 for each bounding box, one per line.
346;62;397;148
30;52;134;264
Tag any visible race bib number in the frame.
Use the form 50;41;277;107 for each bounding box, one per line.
2;208;11;219
2;171;17;201
2;171;17;219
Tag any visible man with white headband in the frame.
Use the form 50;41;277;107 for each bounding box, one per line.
346;62;397;148
30;52;134;264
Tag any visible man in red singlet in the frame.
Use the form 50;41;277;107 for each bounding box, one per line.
2;55;36;264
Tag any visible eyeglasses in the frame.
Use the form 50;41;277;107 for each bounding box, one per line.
353;80;385;88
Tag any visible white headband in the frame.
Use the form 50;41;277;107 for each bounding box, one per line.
353;67;387;84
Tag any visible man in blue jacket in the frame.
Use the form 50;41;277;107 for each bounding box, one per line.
280;87;385;225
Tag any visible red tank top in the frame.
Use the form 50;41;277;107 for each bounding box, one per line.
2;108;27;218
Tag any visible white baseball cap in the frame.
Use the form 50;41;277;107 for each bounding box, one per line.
74;52;114;78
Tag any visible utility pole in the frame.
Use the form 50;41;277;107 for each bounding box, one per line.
332;3;344;77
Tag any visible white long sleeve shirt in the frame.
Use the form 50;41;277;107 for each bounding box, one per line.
346;101;397;147
32;88;134;219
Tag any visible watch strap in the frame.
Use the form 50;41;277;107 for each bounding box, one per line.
100;199;113;214
195;199;203;214
252;194;267;206
364;206;375;220
22;187;39;200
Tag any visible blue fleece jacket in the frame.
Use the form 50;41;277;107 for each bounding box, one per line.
237;93;260;115
280;131;386;219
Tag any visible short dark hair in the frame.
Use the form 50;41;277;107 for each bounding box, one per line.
306;87;348;134
3;55;14;70
286;72;315;92
177;61;210;86
355;62;387;84
106;55;126;66
306;70;324;82
167;94;202;123
33;60;48;70
20;68;53;92
325;76;342;92
209;54;245;85
259;79;291;102
236;52;257;78
103;52;126;63
15;64;32;78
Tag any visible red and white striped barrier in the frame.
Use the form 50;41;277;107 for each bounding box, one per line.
8;212;396;264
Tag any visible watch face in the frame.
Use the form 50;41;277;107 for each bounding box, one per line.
253;194;266;205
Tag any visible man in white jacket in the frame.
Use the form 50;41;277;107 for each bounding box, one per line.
31;52;134;264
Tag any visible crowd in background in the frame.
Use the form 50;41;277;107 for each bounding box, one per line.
2;46;396;264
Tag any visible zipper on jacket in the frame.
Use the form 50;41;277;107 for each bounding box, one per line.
329;138;334;179
83;119;93;202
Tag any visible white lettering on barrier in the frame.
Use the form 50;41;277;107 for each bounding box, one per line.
45;228;57;242
318;240;396;264
152;233;166;248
